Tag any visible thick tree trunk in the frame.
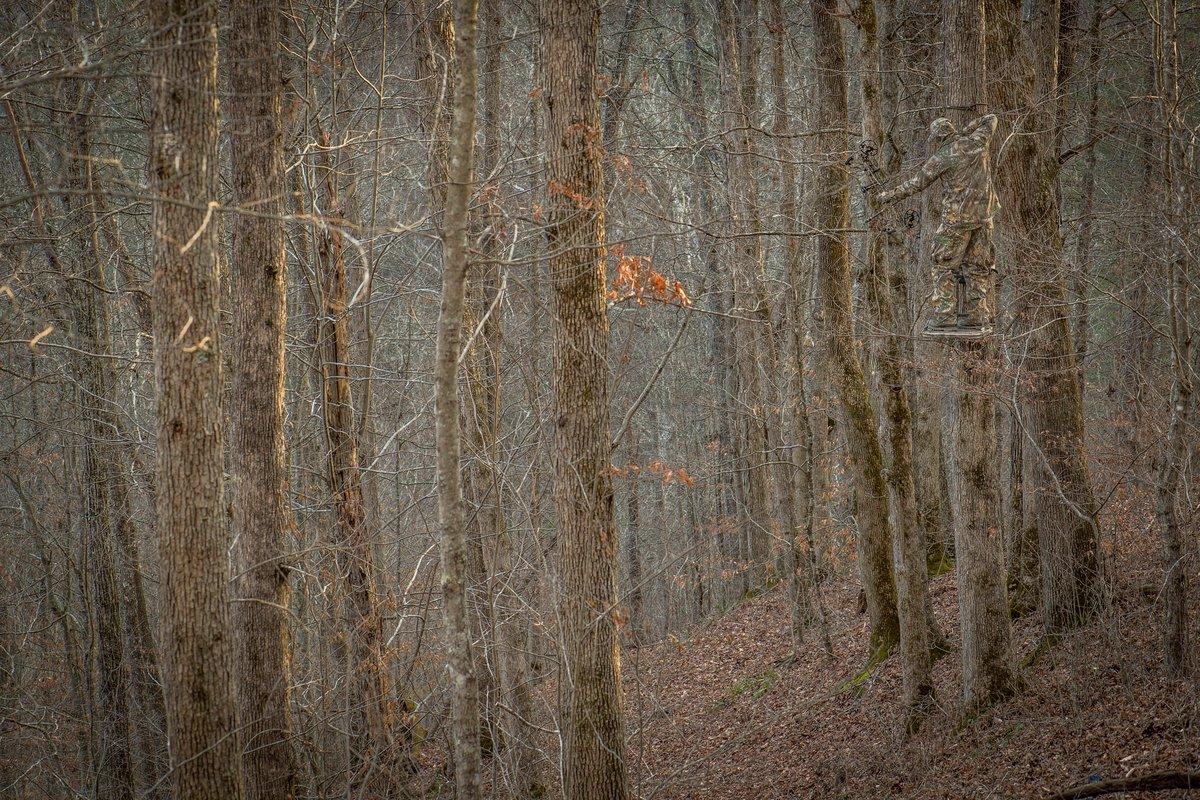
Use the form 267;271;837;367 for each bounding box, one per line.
810;0;901;657
227;3;298;799
856;0;936;730
539;0;632;795
945;0;1019;711
147;1;245;797
991;0;1102;633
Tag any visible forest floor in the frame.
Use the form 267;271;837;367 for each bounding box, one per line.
624;496;1199;798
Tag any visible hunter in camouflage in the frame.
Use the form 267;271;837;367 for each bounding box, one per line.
877;113;1000;337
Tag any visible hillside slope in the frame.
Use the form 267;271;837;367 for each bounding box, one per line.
625;524;1199;799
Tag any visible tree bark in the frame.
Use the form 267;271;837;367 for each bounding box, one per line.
147;0;245;796
767;0;818;640
311;129;414;790
435;1;484;797
945;0;1019;711
1048;771;1200;800
717;0;779;583
810;0;901;657
991;0;1102;633
856;0;936;730
227;2;299;798
1071;0;1104;367
1152;0;1190;675
539;0;632;795
624;427;644;642
471;2;541;793
681;0;738;607
62;99;136;800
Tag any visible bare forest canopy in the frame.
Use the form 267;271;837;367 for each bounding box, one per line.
0;0;1197;799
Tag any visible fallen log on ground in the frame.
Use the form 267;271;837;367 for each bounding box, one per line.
1049;771;1200;799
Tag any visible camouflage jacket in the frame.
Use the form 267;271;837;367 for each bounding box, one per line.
878;114;1000;230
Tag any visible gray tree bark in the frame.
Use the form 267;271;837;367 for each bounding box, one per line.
856;0;936;730
147;0;245;796
435;1;484;796
944;0;1019;711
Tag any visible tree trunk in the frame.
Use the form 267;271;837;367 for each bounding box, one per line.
945;0;1019;711
1153;0;1190;675
227;3;299;798
147;0;245;796
435;1;484;795
625;427;644;643
63;103;136;800
472;1;541;793
810;0;901;657
76;177;171;783
7;87;143;800
856;0;936;730
717;0;778;583
538;0;632;795
991;0;1101;633
312;130;414;790
681;0;737;608
767;0;819;641
1071;0;1104;367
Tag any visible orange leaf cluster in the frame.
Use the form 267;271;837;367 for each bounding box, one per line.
606;243;693;309
609;459;697;487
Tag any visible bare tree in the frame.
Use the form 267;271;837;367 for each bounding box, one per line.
435;0;484;796
983;0;1102;634
539;0;632;795
944;0;1018;711
810;0;901;658
227;2;298;798
147;0;245;796
856;0;936;730
1152;0;1191;675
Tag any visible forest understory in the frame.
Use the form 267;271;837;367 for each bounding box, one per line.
623;485;1199;800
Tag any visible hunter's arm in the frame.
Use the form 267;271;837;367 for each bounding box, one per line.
877;149;951;204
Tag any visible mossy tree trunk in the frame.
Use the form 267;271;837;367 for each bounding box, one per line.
989;0;1102;634
810;0;901;657
855;0;936;730
538;0;632;796
944;0;1019;712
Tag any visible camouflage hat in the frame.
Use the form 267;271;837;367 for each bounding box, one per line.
929;117;956;139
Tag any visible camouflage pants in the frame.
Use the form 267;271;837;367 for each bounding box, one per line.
930;223;996;326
